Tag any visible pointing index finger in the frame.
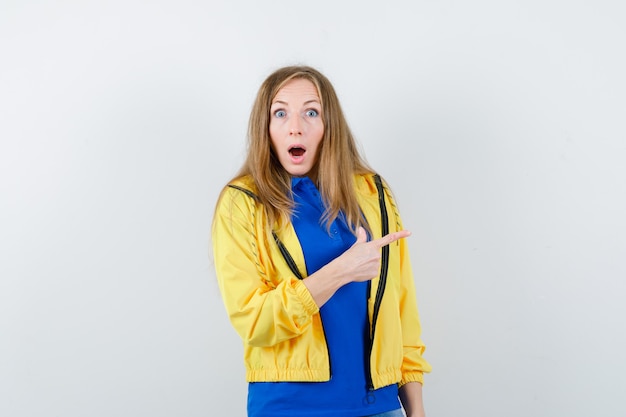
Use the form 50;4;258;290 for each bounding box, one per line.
371;230;411;248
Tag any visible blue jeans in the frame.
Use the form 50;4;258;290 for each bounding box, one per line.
367;409;404;417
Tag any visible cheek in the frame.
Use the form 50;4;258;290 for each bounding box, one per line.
268;125;280;148
313;125;324;147
269;117;282;134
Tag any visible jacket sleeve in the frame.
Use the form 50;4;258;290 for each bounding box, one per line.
397;235;432;385
212;187;319;348
385;185;432;385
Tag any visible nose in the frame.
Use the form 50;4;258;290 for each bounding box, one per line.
289;116;302;135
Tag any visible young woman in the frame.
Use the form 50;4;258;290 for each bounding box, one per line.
212;66;431;417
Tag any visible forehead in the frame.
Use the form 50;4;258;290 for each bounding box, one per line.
272;78;320;102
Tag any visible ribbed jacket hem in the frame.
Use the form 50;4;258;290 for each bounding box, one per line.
246;368;330;382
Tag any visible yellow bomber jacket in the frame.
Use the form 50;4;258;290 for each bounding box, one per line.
212;173;431;388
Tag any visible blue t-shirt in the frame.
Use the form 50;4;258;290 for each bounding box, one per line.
247;176;400;417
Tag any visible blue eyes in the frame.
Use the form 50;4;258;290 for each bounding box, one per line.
273;109;319;118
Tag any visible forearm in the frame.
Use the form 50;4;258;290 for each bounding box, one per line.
399;382;425;417
302;261;349;307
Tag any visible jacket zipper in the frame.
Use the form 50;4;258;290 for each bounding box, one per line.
272;231;304;280
366;174;390;390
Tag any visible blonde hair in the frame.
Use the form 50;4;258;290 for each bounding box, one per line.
232;65;372;233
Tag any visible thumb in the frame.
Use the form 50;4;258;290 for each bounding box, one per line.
354;226;368;244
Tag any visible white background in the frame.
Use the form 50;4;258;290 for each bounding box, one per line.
1;1;625;416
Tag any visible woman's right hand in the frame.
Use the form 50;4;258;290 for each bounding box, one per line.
333;226;411;283
303;227;411;307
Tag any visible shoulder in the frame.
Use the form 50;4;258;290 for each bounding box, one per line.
225;175;260;201
354;173;402;221
353;172;376;194
353;172;393;197
228;175;258;194
215;175;259;214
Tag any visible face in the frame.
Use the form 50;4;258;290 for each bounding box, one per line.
269;78;324;178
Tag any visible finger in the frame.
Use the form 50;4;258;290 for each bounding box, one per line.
354;226;368;244
371;230;411;248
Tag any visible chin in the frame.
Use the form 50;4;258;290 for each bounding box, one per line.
282;164;309;177
289;170;311;177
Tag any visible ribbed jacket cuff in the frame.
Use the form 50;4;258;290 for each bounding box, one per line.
294;279;319;316
399;371;424;387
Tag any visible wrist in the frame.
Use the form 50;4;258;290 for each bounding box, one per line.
319;261;350;288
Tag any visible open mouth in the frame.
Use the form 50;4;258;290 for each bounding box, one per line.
288;145;306;157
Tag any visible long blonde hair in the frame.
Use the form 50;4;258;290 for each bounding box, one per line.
232;65;373;233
